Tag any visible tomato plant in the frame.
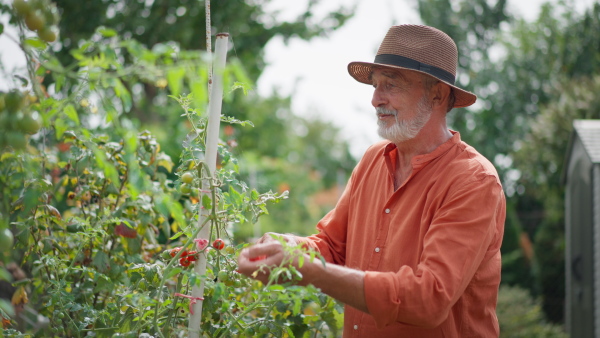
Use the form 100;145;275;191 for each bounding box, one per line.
0;2;343;337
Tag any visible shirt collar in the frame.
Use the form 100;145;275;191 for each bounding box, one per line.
383;130;461;170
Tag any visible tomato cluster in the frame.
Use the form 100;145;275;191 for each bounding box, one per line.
12;0;60;43
0;90;41;151
163;247;199;267
179;171;194;195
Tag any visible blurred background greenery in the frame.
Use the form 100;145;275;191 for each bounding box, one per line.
3;0;600;335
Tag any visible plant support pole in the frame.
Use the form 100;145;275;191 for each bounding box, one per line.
189;32;229;338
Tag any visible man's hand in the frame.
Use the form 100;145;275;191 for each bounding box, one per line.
238;233;369;314
255;232;299;246
238;235;311;286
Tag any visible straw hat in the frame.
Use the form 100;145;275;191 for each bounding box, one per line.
348;24;476;108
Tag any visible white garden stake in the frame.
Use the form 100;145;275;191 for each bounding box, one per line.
188;32;229;338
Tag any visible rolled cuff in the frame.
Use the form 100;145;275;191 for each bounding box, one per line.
364;271;401;328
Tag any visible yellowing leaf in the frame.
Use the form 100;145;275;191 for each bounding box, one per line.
157;153;173;173
11;287;28;306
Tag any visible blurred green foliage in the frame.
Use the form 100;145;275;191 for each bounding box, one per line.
497;285;567;337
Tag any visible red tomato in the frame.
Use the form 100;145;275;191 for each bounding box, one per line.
170;247;182;257
212;238;225;250
249;255;267;262
179;257;191;267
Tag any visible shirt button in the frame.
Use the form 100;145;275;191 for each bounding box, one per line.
385;208;390;214
375;247;380;253
354;325;358;330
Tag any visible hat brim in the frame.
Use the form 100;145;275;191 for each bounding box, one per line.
348;61;477;108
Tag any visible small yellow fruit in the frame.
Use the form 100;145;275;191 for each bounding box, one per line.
37;27;57;43
25;11;45;31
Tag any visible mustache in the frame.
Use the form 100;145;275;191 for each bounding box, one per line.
375;107;397;117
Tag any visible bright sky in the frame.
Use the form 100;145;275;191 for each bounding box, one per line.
0;0;596;158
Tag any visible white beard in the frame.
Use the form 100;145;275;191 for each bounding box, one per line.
376;96;433;143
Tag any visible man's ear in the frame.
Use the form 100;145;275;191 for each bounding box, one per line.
431;82;451;109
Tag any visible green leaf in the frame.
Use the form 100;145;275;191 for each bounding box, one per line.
202;194;212;210
54;74;65;92
0;267;12;282
97;27;117;37
167;67;186;96
64;104;80;125
0;23;4;35
0;299;14;317
93;251;111;273
113;79;132;112
24;38;46;49
54;118;68;139
230;81;251;96
191;74;208;109
93;149;120;185
157;153;174;172
165;267;182;280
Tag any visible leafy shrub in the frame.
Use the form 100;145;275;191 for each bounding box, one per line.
497;285;567;337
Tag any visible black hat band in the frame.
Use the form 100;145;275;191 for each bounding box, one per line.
374;54;456;85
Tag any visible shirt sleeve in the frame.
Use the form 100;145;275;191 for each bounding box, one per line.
363;174;505;328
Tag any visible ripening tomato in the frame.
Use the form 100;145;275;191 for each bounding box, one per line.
25;11;45;31
181;172;193;184
212;238;225;250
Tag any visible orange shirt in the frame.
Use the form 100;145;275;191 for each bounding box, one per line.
298;132;505;337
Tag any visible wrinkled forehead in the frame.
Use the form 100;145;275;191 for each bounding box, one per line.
368;66;421;83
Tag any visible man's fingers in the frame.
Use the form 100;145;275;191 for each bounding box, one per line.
256;232;280;244
236;241;288;281
246;241;282;261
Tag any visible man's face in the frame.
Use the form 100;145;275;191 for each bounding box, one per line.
370;68;433;144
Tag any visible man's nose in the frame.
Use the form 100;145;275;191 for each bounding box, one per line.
371;87;387;108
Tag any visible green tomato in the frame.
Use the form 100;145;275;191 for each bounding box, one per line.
12;0;30;16
244;327;255;336
0;228;14;249
180;184;191;194
4;90;24;113
18;113;41;135
258;324;269;334
37;27;56;43
181;172;193;184
217;270;228;282
25;11;45;31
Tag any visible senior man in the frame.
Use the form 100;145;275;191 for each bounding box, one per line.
238;24;506;337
